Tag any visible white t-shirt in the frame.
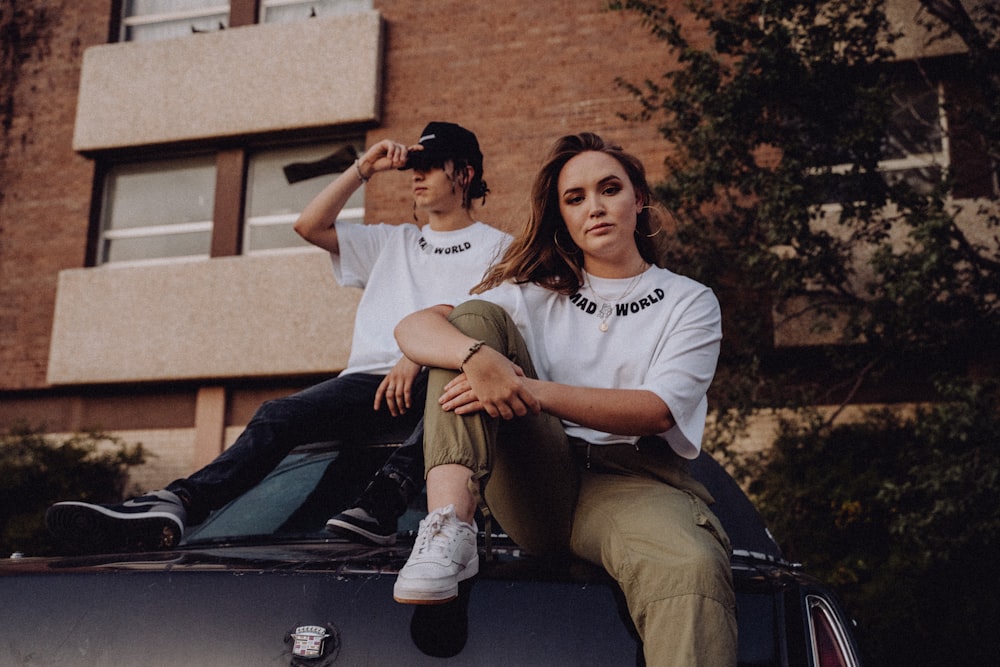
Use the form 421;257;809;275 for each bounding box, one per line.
479;266;721;459
332;220;511;376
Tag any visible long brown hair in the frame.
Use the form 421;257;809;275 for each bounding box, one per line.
473;133;665;295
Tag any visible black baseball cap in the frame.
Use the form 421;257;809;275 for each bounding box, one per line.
402;122;488;201
402;121;483;173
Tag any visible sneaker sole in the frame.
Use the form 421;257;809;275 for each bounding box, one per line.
325;517;397;546
393;555;480;605
46;502;183;553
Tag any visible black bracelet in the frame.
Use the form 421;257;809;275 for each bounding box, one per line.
460;340;487;370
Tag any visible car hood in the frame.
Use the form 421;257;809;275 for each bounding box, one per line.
1;539;645;666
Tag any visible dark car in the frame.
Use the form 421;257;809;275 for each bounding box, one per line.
1;441;862;666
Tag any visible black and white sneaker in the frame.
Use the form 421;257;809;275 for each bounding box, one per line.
326;506;398;546
46;490;186;553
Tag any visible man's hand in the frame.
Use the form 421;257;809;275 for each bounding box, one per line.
374;356;423;416
356;139;423;178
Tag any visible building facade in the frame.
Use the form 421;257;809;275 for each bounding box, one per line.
1;0;674;489
0;0;988;490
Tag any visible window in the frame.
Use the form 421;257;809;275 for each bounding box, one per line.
261;0;371;23
881;72;948;195
100;156;216;266
817;66;948;205
120;0;373;42
97;139;365;265
121;0;230;42
244;142;365;256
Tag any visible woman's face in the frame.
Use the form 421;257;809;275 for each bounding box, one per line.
556;150;642;272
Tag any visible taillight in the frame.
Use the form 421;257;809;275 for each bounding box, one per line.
807;594;858;667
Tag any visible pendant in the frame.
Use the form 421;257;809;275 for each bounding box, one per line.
597;303;613;332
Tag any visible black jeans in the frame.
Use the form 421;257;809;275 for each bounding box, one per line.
166;372;427;525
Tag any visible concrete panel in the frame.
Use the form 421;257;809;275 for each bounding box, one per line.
73;12;383;152
47;252;359;384
886;0;967;61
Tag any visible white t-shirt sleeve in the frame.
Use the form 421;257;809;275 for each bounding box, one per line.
330;221;392;288
639;287;722;458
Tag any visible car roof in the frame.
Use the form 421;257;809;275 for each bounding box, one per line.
688;450;784;561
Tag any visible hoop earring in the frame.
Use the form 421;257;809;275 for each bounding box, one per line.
553;228;579;255
637;207;664;238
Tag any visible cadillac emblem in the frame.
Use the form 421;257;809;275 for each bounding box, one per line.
291;626;329;658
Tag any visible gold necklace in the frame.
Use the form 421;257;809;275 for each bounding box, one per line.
586;264;648;332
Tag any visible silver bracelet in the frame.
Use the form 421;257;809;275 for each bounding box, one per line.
460;340;487;370
354;159;369;183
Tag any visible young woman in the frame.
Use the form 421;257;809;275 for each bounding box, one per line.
392;133;737;666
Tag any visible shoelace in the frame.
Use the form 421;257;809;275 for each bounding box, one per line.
414;508;460;558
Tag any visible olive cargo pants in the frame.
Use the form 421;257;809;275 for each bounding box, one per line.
422;300;737;666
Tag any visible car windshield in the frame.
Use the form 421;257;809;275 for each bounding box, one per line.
183;445;423;545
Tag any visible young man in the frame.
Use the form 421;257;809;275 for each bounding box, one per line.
46;122;511;553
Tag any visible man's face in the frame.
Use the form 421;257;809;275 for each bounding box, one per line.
411;160;467;213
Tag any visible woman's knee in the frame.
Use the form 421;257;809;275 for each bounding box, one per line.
449;298;507;322
447;299;512;341
448;300;537;377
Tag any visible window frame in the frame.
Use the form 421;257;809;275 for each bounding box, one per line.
242;141;365;257
92;136;366;267
117;0;374;42
96;153;219;267
116;0;261;42
259;0;372;23
815;66;950;212
119;2;231;42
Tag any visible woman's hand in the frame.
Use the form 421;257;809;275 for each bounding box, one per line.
439;346;541;420
374;356;423;416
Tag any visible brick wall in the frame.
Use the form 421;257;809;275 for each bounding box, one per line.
1;1;113;389
364;0;672;234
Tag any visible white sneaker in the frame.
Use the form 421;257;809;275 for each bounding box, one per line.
393;504;479;604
